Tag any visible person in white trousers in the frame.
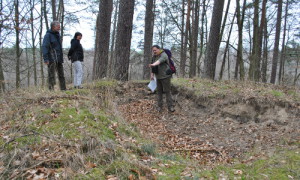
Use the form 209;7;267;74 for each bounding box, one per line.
68;32;84;89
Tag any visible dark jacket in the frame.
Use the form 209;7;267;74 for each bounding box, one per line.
42;30;63;63
68;39;84;62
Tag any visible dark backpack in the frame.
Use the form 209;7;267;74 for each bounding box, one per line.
163;49;176;75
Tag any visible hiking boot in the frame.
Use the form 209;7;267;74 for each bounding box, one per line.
74;86;83;89
168;106;175;112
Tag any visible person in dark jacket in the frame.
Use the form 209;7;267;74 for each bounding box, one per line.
68;32;84;89
149;45;175;112
42;21;66;90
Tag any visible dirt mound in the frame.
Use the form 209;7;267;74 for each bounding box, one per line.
115;82;300;164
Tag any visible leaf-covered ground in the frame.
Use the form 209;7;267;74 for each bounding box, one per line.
0;79;299;179
116;79;300;178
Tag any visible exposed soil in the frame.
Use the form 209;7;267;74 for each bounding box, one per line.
115;82;300;164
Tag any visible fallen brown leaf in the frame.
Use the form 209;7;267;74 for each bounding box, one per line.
86;162;97;169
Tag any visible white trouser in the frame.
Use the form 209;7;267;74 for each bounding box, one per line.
73;61;83;87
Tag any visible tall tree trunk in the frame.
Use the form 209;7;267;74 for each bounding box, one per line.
278;0;289;84
270;0;283;84
219;11;235;80
51;0;56;20
93;13;100;78
180;0;185;76
40;0;45;86
43;0;49;30
108;0;119;78
15;0;21;89
114;0;135;81
204;1;208;45
189;0;199;78
261;16;268;83
158;13;165;48
202;0;225;79
58;0;64;42
227;44;231;79
30;0;37;86
248;0;260;81
219;0;231;48
294;54;299;86
180;0;190;77
216;0;231;80
143;0;155;80
25;37;30;86
197;0;207;76
257;0;267;82
93;0;113;79
234;0;246;80
0;0;5;92
0;57;4;92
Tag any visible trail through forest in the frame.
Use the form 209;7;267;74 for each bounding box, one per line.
116;82;300;164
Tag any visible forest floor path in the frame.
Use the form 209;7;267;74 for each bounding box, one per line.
115;81;300;164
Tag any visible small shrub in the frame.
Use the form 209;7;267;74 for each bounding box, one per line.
141;143;156;155
270;90;284;97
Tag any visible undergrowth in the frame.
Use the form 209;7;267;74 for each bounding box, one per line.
172;78;300;102
0;80;299;179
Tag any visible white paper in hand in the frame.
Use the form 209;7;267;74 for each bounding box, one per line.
148;77;157;92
